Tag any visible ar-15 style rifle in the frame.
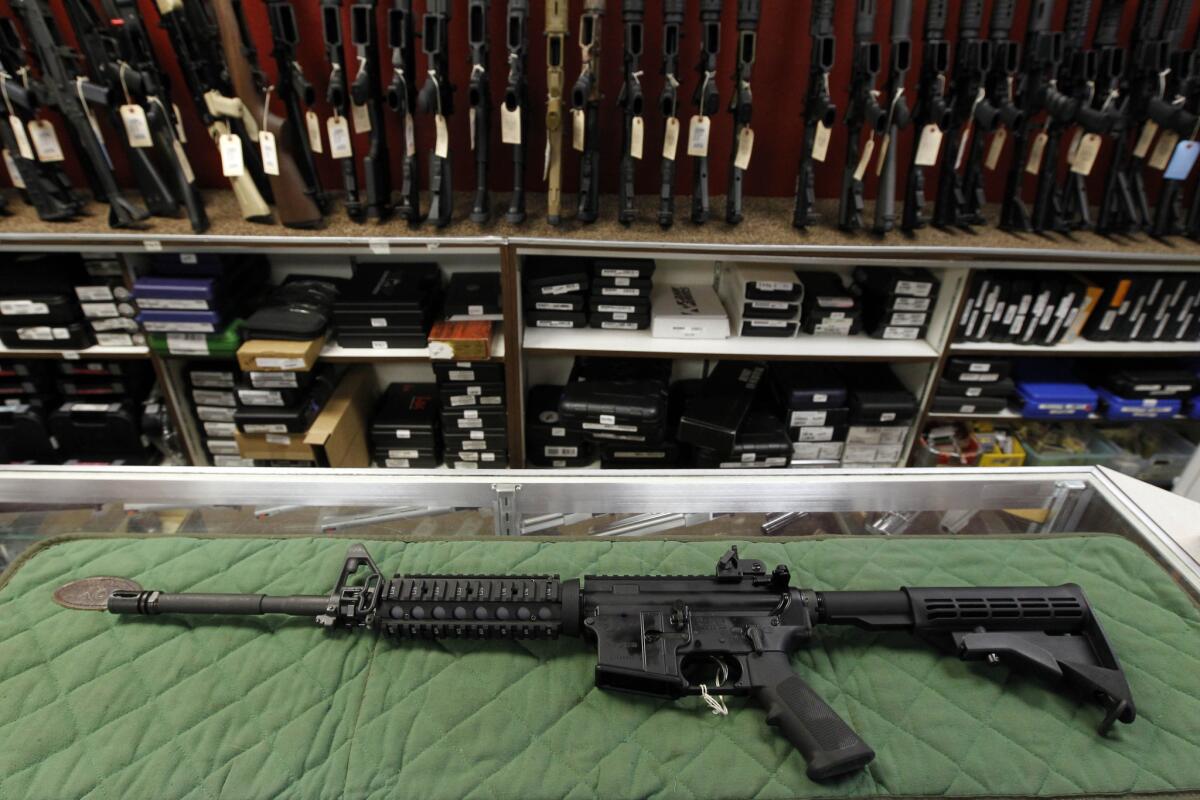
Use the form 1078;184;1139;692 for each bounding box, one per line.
386;0;420;222
544;0;568;225
150;0;272;224
725;0;758;225
210;0;324;228
572;0;604;224
503;0;529;223
791;0;835;229
1059;0;1127;231
900;0;950;232
657;0;686;228
617;0;645;225
1149;0;1198;237
351;0;391;221
263;0;328;219
8;0;147;227
998;0;1072;233
839;0;886;231
689;0;721;225
468;0;491;223
0;18;86;221
1097;1;1172;235
321;0;363;221
108;544;1138;782
419;0;454;228
872;0;913;234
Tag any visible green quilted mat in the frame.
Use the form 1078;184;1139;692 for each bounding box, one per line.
1;535;1199;800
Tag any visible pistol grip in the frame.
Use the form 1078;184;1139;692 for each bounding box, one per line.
748;651;875;781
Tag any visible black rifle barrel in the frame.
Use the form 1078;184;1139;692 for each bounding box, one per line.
792;0;836;229
657;0;687;228
618;0;646;225
110;590;331;617
351;0;392;221
690;0;722;225
387;0;421;222
468;0;492;223
725;0;759;225
419;0;455;227
504;0;530;223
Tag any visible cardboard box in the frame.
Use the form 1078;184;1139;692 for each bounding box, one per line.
428;320;493;361
236;335;326;372
235;367;376;466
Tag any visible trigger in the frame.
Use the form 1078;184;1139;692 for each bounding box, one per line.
746;624;765;654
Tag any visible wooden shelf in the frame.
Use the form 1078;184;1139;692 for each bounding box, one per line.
522;328;939;361
950;340;1200;357
0;345;150;360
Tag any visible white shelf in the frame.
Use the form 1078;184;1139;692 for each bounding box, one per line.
522;328;939;361
0;345;150;360
929;408;1189;423
950;340;1200;357
320;329;506;363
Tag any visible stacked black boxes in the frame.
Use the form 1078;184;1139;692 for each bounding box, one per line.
557;357;671;456
444;272;503;320
933;357;1014;415
678;361;789;467
855;267;940;341
368;383;441;468
186;361;247;466
46;360;155;465
772;363;850;466
0;361;57;462
841;365;919;467
434;360;508;468
333;264;441;350
587;258;655;331
77;254;141;348
0;256;94;351
718;265;802;337
523;256;590;329
796;271;862;336
526;384;592;467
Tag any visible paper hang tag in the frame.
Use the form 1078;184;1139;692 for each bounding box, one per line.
1149;130;1180;171
306;110;323;154
327;115;352;159
259;130;279;176
662;117;680;161
173;139;195;183
853;136;876;182
2;148;25;188
984;128;1007;171
955;123;973;171
1164;140;1200;180
501;103;522;145
405;112;416;156
1070;132;1103;176
27;120;64;162
630;115;645;160
1024;131;1048;175
469;107;476;150
812;120;832;163
172;103;187;143
120;104;154;148
435;113;449;158
219;133;244;177
352;102;371;134
8;116;32;161
1134;120;1160;159
734;126;754;170
686;115;711;157
874;133;891;177
914;124;943;167
543;137;551;179
1065;128;1084;165
572;108;585;151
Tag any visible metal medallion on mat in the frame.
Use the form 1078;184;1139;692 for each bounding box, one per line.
53;577;142;611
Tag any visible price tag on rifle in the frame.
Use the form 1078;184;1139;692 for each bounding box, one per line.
662;117;680;161
543;138;551;179
352;102;371;134
853;135;876;182
435;113;449;158
405;112;416;156
686;115;711;157
874;133;891;177
469;108;476;150
2;148;25;189
572;108;585;151
219;133;244;177
812;120;832;163
1164;140;1200;181
1024;131;1048;175
1134;120;1159;159
172;103;187;143
1065;129;1083;166
984;129;1007;171
172;140;195;184
27;120;64;163
306;111;323;154
630;116;644;160
1149;130;1180;171
120;104;153;149
734;126;754;170
914;124;942;167
327;115;352;159
955;123;973;171
8;116;33;161
1069;133;1103;177
501;103;522;145
259;130;279;176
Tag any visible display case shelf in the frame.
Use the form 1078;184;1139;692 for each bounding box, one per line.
0;344;150;360
320;330;506;363
949;340;1200;357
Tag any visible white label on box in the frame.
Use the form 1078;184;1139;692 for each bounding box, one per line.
453;462;480;470
544;283;582;295
52;328;70;340
394;430;412;439
191;371;234;387
468;305;484;316
168;334;209;355
265;434;292;446
843;445;879;462
95;333;134;347
136;299;211;310
811;393;829;404
465;386;482;396
81;302;119;318
427;342;455;360
748;300;790;311
959;404;977;413
600;414;616;425
0;300;50;316
17;327;53;341
968;363;991;372
545;446;578;458
386;449;420;459
458;418;483;429
892;296;931;312
462;441;487;451
600;287;640;296
370;317;388;327
197;406;237;422
193;390;235;407
599;268;640;278
551;426;566;437
204;422;238;437
255;357;306;369
206;440;240;455
142;321;215;333
536;320;573;328
244;424;288;434
750;319;787;328
371;341;389;350
213;456;255;467
894;280;933;297
960;373;999;383
450;395;474;407
789;410;828;427
880;412;897;422
966;387;983;397
889;312;927;326
583;421;637;433
741;453;756;463
752;279;795;293
249;372;299;388
882;326;920;340
481;396;502;405
468;430;486;440
601;322;639;330
596;304;638;313
384;459;412;468
813;319;854;335
463;410;479;419
798;426;835;442
76;286;114;302
534;302;574;311
448;370;475;381
238;389;284;406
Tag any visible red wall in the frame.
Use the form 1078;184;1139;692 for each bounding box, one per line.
10;0;1200;206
